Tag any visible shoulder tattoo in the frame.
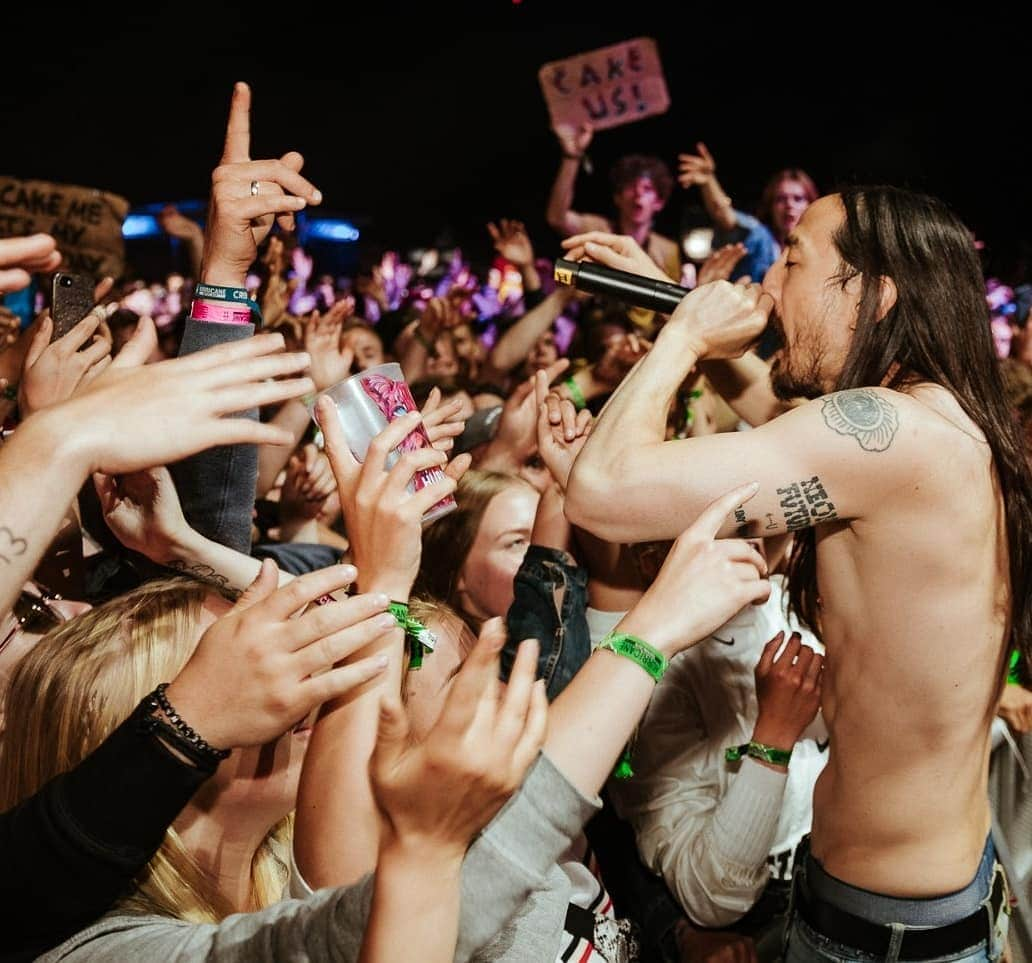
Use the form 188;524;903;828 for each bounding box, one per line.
821;389;898;452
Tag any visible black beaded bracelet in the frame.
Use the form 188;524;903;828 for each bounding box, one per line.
145;683;231;765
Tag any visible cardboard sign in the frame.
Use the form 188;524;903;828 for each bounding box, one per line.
538;37;670;133
0;177;130;279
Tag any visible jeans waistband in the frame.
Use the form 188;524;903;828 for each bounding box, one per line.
805;835;996;926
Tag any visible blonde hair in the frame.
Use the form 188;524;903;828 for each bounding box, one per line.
0;577;290;922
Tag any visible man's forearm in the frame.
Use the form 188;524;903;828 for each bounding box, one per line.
570;329;699;490
0;410;89;614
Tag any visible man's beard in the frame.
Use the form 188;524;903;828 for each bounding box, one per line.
769;312;827;401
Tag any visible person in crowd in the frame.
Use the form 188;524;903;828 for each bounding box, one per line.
562;187;1031;960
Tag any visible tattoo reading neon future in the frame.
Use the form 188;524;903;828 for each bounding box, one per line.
777;476;838;532
821;389;898;452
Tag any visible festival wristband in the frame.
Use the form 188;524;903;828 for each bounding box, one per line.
725;740;793;767
596;632;668;683
389;601;437;670
194;282;263;321
189;299;253;325
1007;649;1021;686
563;376;587;412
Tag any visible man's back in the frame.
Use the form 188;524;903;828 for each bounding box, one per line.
811;383;1009;895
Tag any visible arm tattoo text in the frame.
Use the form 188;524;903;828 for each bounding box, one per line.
777;475;838;532
166;559;230;590
821;389;898;451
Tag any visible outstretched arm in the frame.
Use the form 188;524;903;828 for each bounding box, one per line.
678;142;737;233
566;278;922;544
546;124;609;236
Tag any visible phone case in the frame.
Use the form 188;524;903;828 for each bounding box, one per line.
51;273;95;341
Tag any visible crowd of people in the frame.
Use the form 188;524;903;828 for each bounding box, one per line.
0;79;1030;963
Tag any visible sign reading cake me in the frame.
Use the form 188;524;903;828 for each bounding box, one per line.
538;37;670;133
0;177;129;279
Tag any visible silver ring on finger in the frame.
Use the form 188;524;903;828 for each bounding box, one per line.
250;180;260;197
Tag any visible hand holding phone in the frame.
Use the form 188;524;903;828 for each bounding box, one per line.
51;273;95;342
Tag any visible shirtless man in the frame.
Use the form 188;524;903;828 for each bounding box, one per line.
562;187;1032;960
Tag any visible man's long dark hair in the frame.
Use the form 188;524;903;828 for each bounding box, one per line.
787;185;1032;673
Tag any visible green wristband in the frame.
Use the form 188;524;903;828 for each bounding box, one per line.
1007;649;1021;686
563;376;587;412
389;601;437;670
725;740;793;767
596;632;668;683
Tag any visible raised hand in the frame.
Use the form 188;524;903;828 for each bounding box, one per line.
535;370;592;490
280;443;337;523
420;386;466;453
618;483;770;657
317;397;466;598
487;219;535;268
560;231;674;283
93;465;189;561
164;560;396;750
752;631;824;755
304;303;355;390
592;331;650;389
554;122;593;158
156;204;204;242
677;141;718;189
697;242;748;286
18;307;112;418
200;82;323;288
371;619;547;854
46;332;313;476
0;234;62;294
664;281;772;359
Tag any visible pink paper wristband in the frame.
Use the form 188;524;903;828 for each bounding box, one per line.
189;298;252;325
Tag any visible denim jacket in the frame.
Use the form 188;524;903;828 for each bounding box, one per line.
503;544;592;702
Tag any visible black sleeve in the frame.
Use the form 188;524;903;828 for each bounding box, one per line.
522;287;546;312
168;318;258;555
1;697;213;960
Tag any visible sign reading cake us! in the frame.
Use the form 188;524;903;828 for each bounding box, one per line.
538;37;670;133
0;176;129;279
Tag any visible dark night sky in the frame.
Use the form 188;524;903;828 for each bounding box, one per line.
3;3;1030;280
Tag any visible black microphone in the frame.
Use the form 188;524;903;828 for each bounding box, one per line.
553;258;690;314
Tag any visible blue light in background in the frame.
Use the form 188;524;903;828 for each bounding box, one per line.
122;214;160;238
305;219;361;242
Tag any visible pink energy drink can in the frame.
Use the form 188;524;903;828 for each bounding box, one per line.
314;362;456;524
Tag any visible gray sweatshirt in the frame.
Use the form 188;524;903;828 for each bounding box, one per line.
40;753;599;962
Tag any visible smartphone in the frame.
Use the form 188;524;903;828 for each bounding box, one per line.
51;273;95;341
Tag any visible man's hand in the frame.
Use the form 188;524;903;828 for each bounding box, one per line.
998;683;1032;733
677;142;718;189
554;122;593;158
280;443;337;524
752;631;823;757
487;219;535;268
560;231;674;284
663;281;772;359
200;82;323;287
